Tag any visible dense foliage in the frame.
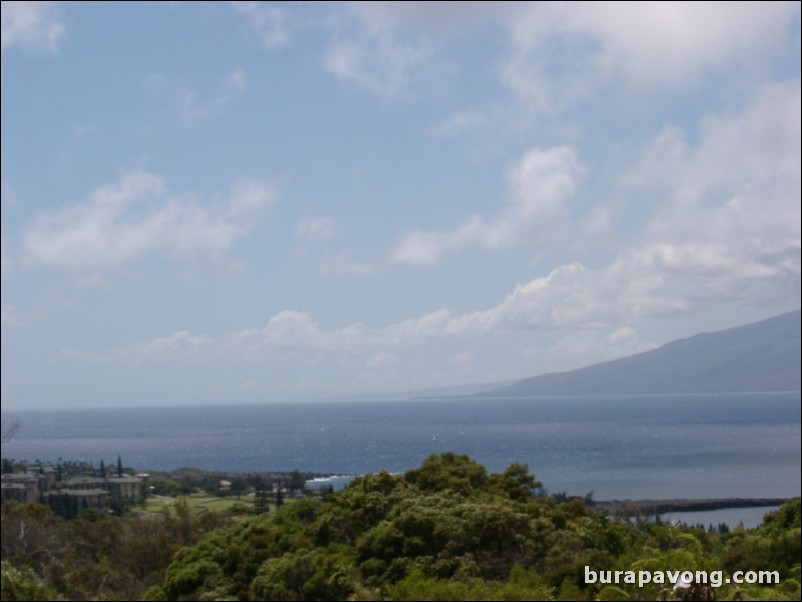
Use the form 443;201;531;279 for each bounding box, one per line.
2;452;800;601
1;498;230;601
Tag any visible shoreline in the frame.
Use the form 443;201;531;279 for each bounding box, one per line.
594;496;798;515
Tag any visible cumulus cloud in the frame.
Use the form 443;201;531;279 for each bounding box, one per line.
1;1;64;54
126;262;637;364
316;2;797;108
134;330;214;361
127;78;800;364
578;2;797;89
476;82;802;327
502;1;799;111
23;171;275;273
231;1;289;49
218;311;339;358
130;229;796;360
392;145;585;264
624;79;801;300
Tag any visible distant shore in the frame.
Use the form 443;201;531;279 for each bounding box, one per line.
158;470;799;514
594;497;798;515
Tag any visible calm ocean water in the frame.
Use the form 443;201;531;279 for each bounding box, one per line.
3;392;800;503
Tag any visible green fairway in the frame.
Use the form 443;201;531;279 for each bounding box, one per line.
141;493;256;516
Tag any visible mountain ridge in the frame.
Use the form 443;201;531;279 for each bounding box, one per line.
481;309;801;397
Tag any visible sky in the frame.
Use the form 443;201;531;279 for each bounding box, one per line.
1;1;800;411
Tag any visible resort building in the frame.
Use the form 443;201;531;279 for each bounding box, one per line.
1;465;144;519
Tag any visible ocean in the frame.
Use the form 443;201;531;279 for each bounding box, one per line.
4;392;800;505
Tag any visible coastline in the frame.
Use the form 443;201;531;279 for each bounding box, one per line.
594;496;798;515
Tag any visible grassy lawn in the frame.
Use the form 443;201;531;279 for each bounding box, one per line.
140;493;257;516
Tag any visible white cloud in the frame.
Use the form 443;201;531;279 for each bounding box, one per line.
324;36;430;96
135;330;214;360
322;3;438;95
391;145;585;264
127;224;797;361
625;79;801;296
318;2;799;103
627;80;801;199
218;311;335;358
56;74;800;387
23;171;275;273
577;2;798;89
1;1;64;54
318;2;798;116
86;78;800;378
288;81;802;345
123;262;635;364
528;326;653;372
501;2;799;112
145;69;248;125
393;79;801;327
231;1;289;49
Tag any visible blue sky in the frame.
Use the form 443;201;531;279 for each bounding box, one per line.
1;1;800;411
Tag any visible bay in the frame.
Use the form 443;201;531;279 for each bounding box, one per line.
3;392;800;502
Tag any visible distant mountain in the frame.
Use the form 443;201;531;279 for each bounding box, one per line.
483;310;801;397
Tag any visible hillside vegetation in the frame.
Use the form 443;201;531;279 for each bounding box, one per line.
2;453;800;601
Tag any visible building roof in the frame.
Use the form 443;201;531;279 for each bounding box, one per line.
1;473;39;482
52;488;108;496
1;483;29;490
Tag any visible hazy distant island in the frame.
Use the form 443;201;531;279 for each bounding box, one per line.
478;309;801;397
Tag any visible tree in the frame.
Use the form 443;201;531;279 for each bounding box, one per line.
147;454;802;602
117;455;123;478
253;477;270;515
229;477;250;498
0;561;63;601
289;469;306;493
254;490;270;515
